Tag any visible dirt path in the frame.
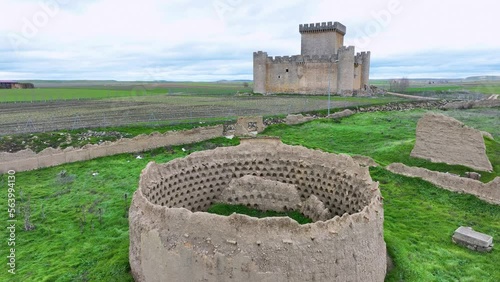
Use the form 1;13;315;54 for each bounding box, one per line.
385;92;439;100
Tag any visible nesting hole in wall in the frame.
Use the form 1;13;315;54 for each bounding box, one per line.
142;148;371;220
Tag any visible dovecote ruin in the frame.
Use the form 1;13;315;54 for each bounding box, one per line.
129;138;386;282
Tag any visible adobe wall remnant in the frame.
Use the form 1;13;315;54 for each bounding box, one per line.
387;163;500;205
352;155;378;167
0;125;224;174
410;113;493;171
130;138;386;282
234;116;265;137
328;109;355;119
442;99;500;110
253;21;371;96
285;114;314;125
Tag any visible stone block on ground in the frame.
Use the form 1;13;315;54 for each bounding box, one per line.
452;226;493;252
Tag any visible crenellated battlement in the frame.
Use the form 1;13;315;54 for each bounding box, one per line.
253;21;371;95
355;53;363;65
338;46;355;53
355;51;371;65
299;21;346;35
254;51;268;57
266;54;338;64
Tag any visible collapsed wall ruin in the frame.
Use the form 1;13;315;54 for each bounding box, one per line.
387;163;500;205
0;125;224;174
129;137;386;282
0;117;268;174
411;113;493;171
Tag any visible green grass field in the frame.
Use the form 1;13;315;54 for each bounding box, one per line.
0;87;406;103
261;109;500;182
0;121;226;153
373;167;500;282
0;137;239;281
1;80;498;103
0;82;251;102
400;82;500;95
0;109;499;281
370;79;500;95
0;88;147;102
465;83;500;94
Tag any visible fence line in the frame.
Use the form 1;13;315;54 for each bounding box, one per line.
0;96;338;136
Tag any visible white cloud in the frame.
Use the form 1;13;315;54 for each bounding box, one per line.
0;0;499;80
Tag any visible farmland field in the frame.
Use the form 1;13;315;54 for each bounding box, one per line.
377;79;500;97
0;91;406;136
0;82;251;103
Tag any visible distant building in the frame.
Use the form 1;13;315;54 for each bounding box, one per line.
0;81;35;89
253;21;371;96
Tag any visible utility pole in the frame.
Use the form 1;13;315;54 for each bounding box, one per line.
327;59;338;116
328;61;331;116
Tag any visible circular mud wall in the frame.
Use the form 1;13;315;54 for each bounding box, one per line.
129;138;386;282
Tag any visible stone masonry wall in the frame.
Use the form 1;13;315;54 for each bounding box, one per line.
129;138;386;282
387;163;500;205
264;56;338;95
0;125;223;173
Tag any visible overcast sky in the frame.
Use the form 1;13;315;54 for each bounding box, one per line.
1;0;499;81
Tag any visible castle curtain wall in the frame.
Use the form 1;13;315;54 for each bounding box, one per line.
264;57;338;95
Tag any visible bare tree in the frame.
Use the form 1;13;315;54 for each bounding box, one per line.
23;196;36;231
389;77;410;92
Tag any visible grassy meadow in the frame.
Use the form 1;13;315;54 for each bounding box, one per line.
0;108;499;281
1;79;498;103
0;82;252;102
371;79;500;95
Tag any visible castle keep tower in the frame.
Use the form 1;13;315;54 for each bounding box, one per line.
253;21;371;96
300;22;346;56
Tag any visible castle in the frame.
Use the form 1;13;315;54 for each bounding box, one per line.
253;21;371;96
